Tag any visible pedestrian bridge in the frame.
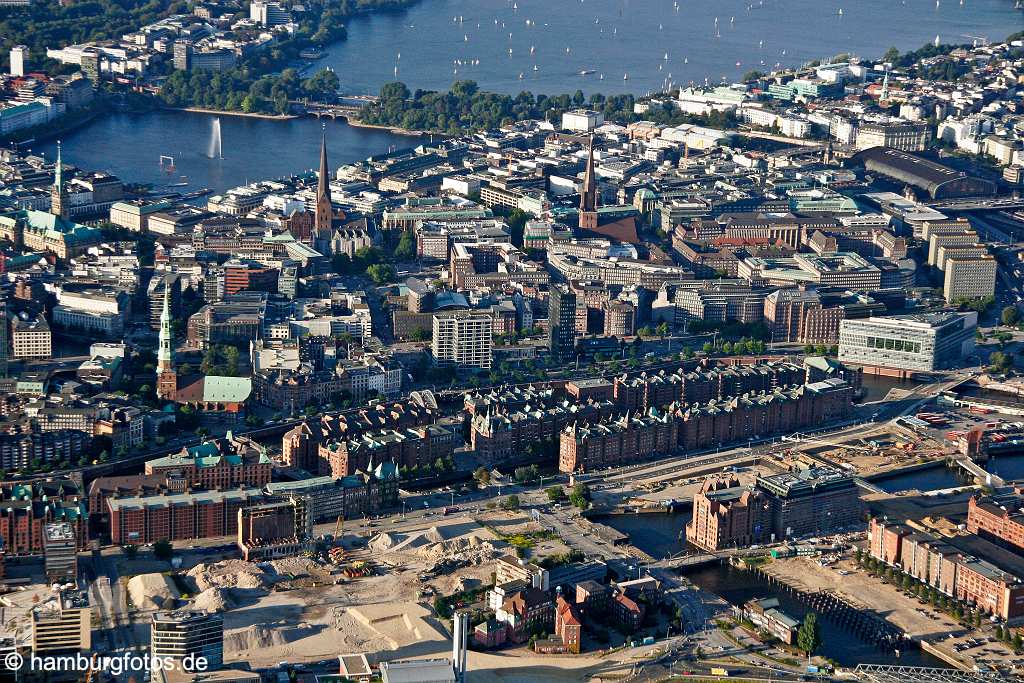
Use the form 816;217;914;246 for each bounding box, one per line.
853;664;1010;682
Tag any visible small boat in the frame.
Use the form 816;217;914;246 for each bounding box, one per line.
579;69;596;75
623;73;629;80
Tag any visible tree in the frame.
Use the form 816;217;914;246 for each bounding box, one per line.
546;486;565;502
380;81;411;100
366;263;396;284
569;482;591;509
797;612;822;658
394;230;416;260
302;68;340;98
989;351;1013;374
702;342;713;354
1014;631;1023;651
473;466;490;488
501;494;520;510
1002;306;1021;327
153;539;173;562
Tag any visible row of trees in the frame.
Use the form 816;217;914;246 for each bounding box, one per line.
158;0;418;115
358;80;738;135
854;549;997;627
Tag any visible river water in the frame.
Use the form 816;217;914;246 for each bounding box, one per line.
602;513;949;667
35;0;1024;192
602;511;946;667
684;563;950;668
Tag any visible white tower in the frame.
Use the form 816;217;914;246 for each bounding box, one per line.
452;610;468;683
10;45;26;78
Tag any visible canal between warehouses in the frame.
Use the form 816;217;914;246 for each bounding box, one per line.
601;512;951;668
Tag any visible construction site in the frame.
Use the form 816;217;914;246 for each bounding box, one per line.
113;505;650;681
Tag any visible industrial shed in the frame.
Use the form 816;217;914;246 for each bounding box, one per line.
851;146;997;199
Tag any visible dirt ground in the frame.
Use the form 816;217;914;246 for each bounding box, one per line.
764;556;1020;670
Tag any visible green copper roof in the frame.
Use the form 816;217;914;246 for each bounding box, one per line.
202;376;252;403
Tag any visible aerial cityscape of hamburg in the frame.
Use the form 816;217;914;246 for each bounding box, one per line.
4;0;1024;681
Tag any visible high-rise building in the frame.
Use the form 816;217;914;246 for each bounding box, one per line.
0;299;8;378
315;133;333;234
10;45;26;77
156;287;177;400
32;590;91;654
43;522;77;584
172;40;192;71
432;313;493;369
547;285;577;362
944;255;996;303
151;610;224;671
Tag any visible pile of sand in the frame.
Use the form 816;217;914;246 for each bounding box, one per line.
368;532;398;553
225;623;321;654
416;536;499;564
192;587;234;612
127;573;180;610
187;560;270;592
268;556;321;576
370;527;500;568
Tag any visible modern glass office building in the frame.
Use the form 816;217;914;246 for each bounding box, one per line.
838;311;977;372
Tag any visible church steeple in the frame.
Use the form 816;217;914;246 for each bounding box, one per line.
315;132;333;233
51;142;69;221
156;282;177;400
579;136;598;230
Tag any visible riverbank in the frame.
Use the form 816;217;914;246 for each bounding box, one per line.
1;101;110;145
344;117;426;137
762;555;1019;671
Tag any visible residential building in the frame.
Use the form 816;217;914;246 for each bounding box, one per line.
432;312;493;369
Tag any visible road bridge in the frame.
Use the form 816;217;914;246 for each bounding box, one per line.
953;455;1004;487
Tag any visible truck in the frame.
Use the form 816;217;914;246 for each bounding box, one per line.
443;506;457;516
710;667;732;676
